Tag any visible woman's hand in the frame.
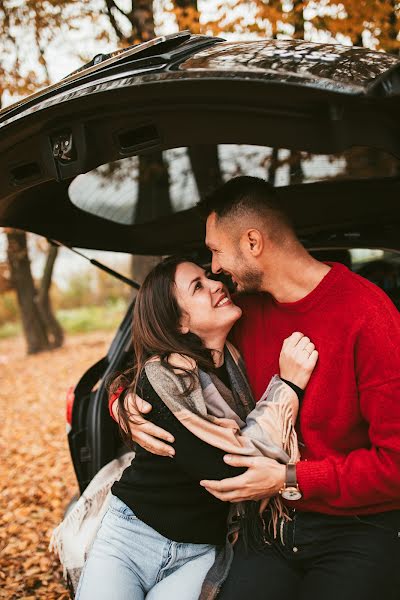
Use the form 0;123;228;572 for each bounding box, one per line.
279;331;318;390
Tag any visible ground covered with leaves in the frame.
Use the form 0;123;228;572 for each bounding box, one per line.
0;332;113;599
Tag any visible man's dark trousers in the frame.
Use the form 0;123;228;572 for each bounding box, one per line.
218;509;400;600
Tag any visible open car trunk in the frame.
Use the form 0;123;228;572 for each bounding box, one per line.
1;35;400;253
1;34;400;490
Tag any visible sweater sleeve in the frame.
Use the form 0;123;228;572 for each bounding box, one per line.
109;385;125;419
296;296;400;509
138;376;247;482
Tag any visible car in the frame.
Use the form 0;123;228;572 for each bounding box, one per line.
1;30;400;596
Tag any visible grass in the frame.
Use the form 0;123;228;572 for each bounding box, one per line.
0;300;128;340
0;321;21;339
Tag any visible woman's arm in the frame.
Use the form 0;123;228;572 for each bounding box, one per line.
237;332;318;461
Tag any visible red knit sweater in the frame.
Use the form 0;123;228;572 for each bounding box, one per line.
231;262;400;515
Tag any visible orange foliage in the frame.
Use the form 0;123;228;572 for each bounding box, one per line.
202;0;398;52
0;0;107;101
172;5;201;34
320;0;400;51
0;331;113;599
1;0;398;105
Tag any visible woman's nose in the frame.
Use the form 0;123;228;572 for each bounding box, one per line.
210;279;223;294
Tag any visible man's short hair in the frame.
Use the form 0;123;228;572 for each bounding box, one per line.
197;176;294;241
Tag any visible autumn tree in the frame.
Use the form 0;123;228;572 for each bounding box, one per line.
311;0;399;52
0;1;93;353
5;231;63;353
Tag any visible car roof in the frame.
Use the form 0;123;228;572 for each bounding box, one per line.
1;33;400;254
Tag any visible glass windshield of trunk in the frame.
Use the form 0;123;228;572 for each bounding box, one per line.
68;144;400;226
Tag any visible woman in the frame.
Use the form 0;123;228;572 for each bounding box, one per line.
75;256;318;600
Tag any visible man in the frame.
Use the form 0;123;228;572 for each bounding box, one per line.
110;176;400;599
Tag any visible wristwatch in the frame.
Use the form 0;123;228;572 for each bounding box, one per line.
279;463;302;500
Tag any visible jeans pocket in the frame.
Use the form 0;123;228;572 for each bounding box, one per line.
109;495;138;521
354;511;400;539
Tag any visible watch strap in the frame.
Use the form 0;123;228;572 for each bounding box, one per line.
286;463;298;487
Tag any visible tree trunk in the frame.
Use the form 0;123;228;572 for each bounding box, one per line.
131;152;173;281
135;152;172;225
6;230;49;354
127;0;155;43
288;0;305;184
173;0;201;33
105;0;155;44
37;244;64;348
187;145;222;198
289;151;304;184
292;0;305;40
267;147;279;186
172;0;222;198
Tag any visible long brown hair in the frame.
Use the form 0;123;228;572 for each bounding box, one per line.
110;256;215;448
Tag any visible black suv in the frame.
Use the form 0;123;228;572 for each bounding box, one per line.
1;31;400;497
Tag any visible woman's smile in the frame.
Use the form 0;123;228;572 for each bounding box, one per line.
214;293;232;308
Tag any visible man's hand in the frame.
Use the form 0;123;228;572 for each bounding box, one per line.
200;456;285;502
113;392;175;457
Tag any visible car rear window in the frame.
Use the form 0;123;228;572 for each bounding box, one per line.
68;144;399;226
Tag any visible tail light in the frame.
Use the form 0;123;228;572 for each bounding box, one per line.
66;385;75;431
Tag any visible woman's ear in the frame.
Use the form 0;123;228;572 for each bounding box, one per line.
179;312;190;335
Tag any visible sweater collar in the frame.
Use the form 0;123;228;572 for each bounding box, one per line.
271;262;347;313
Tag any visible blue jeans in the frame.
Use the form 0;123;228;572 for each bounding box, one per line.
75;494;216;600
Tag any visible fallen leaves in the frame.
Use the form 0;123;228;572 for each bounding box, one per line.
0;332;113;599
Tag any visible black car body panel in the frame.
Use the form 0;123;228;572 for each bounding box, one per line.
69;299;135;493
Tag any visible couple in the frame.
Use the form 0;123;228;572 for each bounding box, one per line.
76;176;400;600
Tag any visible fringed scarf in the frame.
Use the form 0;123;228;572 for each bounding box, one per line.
49;452;135;594
146;341;300;600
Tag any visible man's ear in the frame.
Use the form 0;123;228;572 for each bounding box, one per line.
245;229;264;257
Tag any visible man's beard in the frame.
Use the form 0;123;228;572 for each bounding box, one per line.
235;264;264;293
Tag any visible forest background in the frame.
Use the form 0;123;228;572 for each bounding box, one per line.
0;0;399;354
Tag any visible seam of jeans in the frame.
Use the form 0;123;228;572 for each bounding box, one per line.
156;541;176;584
292;514;297;548
108;506;138;521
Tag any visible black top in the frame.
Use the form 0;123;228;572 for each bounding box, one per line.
112;368;302;545
112;370;245;545
214;362;231;389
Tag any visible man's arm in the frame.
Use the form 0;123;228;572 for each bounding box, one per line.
294;303;400;508
203;297;400;507
110;388;175;457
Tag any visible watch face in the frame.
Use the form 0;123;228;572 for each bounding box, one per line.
281;487;302;501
